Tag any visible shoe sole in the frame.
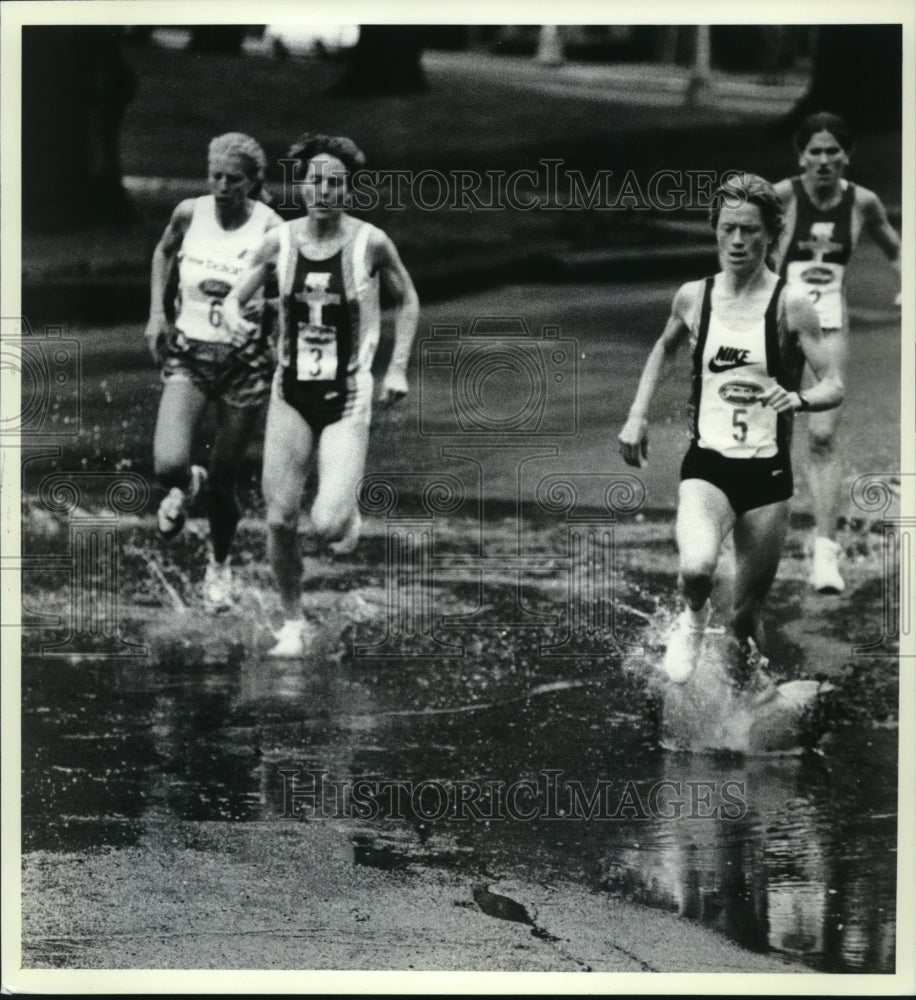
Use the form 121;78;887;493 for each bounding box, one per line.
157;515;185;540
188;466;209;512
267;644;305;658
659;665;696;685
329;516;362;556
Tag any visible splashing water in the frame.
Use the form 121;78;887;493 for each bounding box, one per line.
657;633;832;756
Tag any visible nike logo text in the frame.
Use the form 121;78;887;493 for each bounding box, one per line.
709;346;752;373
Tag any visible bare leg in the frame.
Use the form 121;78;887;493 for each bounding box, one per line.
661;479;736;682
731;499;791;651
208;400;263;564
152;379;208;492
806;404;843;542
262;390;315;619
675;479;736;611
311;412;371;545
803;329;847;541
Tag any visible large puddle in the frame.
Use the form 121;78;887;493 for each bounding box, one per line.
21;557;898;974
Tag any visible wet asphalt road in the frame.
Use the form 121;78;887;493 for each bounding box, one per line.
17;264;902;976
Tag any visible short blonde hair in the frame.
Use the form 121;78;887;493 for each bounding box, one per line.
208;132;268;184
708;172;784;242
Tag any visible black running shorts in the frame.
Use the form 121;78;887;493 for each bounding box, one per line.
277;368;372;435
680;444;794;515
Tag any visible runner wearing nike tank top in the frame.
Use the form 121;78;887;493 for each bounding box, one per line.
224;132;419;658
619;174;844;685
773;112;901;593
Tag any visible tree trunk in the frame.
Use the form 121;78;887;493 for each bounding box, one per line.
187;26;246;56
22;26;137;232
536;25;565;66
330;25;427;97
785;24;902;132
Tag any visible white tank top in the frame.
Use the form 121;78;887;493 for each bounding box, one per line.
174;196;279;343
691;277;785;459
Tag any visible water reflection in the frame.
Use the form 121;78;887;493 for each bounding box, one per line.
21;639;896;973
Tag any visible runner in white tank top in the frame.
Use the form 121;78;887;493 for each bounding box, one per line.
619;174;844;686
693;280;783;460
146;133;281;609
224;132;419;657
172;194;276;345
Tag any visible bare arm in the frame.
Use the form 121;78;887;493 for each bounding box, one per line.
770;178;795;274
618;282;696;467
222;229;282;345
145;200;192;363
372;231;420;405
860;188;901;264
792;291;844;409
229;228;281;307
759;288;844;414
860;188;901;305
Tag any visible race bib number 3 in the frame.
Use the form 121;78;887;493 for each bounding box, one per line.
296;325;338;381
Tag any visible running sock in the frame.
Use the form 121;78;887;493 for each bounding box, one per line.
686;601;712;631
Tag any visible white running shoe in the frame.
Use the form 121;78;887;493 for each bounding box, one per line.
661;604;711;684
742;636;769;671
156;466;207;540
739;636;777;703
157;487;187;538
329;510;362;556
188;464;208;511
204;560;233;611
268;618;312;658
809;536;845;593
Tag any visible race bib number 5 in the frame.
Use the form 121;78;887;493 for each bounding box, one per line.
296;326;338;381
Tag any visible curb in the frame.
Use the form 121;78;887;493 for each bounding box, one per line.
422;51;807;117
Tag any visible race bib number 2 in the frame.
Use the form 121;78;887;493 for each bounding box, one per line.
788;261;844;329
296;326;338;381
